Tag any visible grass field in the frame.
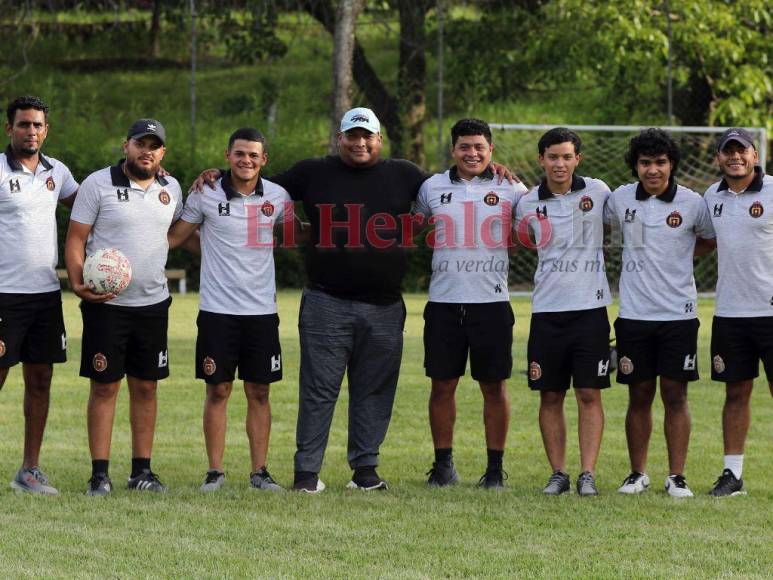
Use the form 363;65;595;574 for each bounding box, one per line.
1;291;772;578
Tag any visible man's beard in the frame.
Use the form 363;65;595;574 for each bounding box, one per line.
125;158;157;180
15;143;39;157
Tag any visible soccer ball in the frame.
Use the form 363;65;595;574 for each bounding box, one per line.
83;248;132;295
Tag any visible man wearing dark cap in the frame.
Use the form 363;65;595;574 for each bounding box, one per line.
1;96;79;495
65;118;183;495
703;127;772;497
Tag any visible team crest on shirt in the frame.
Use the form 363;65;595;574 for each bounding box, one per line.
202;356;216;376
0;340;6;358
619;356;633;375
93;353;108;372
261;201;275;217
45;176;56;191
713;355;725;374
158;190;171;205
528;361;542;381
579;196;594;212
666;211;683;228
749;201;764;218
484;192;500;206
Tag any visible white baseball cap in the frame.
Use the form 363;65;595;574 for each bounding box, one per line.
340;107;380;134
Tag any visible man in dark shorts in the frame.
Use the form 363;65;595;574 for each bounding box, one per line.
515;127;612;496
65;119;183;495
606;129;715;498
1;96;78;495
414;119;527;489
704;128;773;497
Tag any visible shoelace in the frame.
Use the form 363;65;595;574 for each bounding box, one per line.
713;470;736;489
252;470;276;484
623;472;642;485
670;475;687;489
205;471;223;484
578;473;594;486
29;468;49;485
548;471;567;485
479;469;508;485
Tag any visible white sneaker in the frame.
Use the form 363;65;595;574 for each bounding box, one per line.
617;471;650;494
665;474;694;498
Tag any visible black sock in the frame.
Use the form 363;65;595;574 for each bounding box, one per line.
487;449;504;470
294;471;316;484
131;457;151;478
92;459;109;477
435;448;453;464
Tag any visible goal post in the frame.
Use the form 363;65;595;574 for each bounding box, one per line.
490;123;768;293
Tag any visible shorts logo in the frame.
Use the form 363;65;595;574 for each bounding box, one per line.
271;354;281;372
484;192;500;206
158;350;168;368
261;201;275;217
749;201;764;218
202;356;216;376
46;176;56;191
528;361;542;381
683;354;697;371
713;355;725;374
61;333;67;351
666;211;683;228
0;340;6;358
597;359;610;376
93;353;108;372
158;190;170;205
579;196;594;212
619;356;634;375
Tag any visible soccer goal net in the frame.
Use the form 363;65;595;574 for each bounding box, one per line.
490;124;769;293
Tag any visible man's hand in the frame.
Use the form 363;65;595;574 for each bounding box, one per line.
72;281;115;303
490;162;520;185
189;168;222;193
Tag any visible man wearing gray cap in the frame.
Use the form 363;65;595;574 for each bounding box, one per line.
703;127;773;497
65;118;183;495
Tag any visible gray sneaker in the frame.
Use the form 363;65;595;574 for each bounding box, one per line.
543;470;571;495
200;470;225;492
250;468;283;491
577;471;599;496
10;467;59;495
86;472;113;497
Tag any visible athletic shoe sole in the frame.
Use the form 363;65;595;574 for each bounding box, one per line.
295;479;326;494
346;480;388;491
10;480;58;496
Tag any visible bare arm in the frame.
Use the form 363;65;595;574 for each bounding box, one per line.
694;237;717;257
189;168;222;193
65;220;115;302
59;189;78;209
168;218;200;250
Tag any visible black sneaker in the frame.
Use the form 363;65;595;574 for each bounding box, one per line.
347;466;388;491
127;468;167;492
478;467;507;489
542;470;570;495
86;472;113;496
250;468;283;492
709;468;746;497
292;472;325;494
426;461;459;487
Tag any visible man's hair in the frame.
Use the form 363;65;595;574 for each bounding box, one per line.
538;127;581;156
451;118;492;146
625;128;680;177
228;127;266;151
6;95;49;124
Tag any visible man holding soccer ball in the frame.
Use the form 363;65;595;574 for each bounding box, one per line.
1;96;78;495
65;119;183;495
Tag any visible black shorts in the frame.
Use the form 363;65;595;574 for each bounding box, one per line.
195;310;282;384
80;297;171;383
423;301;514;382
614;318;699;384
0;291;66;367
711;316;773;382
527;307;611;391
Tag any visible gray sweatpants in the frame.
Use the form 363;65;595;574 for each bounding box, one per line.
294;287;405;473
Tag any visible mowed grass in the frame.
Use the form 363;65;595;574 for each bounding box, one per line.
1;291;772;578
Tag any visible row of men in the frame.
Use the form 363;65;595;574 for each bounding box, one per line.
1;96;770;498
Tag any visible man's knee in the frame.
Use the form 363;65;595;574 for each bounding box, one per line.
23;364;54;394
430;378;458;401
206;382;233;403
479;381;508;402
726;381;753;406
660;382;688;410
540;390;566;408
244;383;269;405
575;388;602;407
91;381;121;400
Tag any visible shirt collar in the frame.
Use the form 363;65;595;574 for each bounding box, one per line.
221;170;264;200
538;174;586;200
717;166;764;194
449;165;494;183
4;144;53;172
109;159;169;188
635;177;677;202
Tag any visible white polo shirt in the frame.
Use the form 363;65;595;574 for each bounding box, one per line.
181;173;291;315
606;180;715;321
0;146;78;294
70;162;183;307
515;175;612;313
414;167;528;303
704;168;773;318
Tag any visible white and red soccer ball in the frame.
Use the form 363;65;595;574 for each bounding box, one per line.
83;248;132;295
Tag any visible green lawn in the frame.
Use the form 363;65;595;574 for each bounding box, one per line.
1;291;772;578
